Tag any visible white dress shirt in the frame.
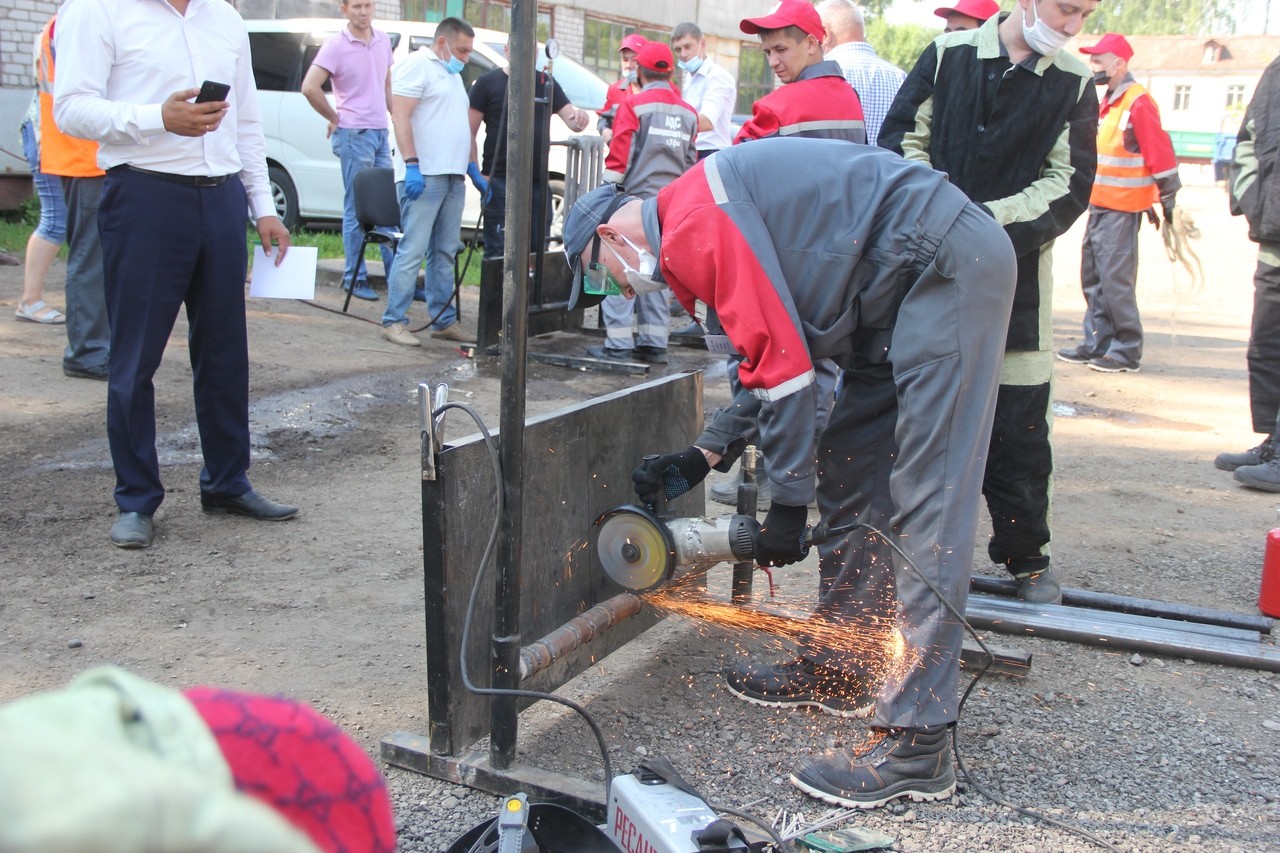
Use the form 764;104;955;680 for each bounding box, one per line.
53;0;274;220
681;57;738;152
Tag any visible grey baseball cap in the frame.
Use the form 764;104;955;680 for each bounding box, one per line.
563;184;638;309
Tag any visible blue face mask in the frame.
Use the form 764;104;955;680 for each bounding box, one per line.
678;56;703;74
443;46;465;74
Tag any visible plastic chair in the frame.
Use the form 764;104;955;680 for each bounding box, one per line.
342;167;403;313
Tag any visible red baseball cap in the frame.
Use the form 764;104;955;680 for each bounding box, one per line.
933;0;999;22
619;33;647;54
636;41;675;73
740;0;826;41
1080;33;1134;61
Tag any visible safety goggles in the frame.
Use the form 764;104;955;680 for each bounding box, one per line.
581;235;623;297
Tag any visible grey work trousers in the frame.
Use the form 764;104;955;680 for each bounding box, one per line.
1248;247;1280;436
812;203;1016;729
62;175;110;373
600;289;670;350
1079;206;1144;368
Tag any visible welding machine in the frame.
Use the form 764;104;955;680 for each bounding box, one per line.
608;763;752;852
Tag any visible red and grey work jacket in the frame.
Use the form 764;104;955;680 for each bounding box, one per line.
603;82;698;199
734;60;866;145
1091;77;1179;212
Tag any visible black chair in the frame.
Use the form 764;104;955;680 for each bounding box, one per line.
341;167;403;313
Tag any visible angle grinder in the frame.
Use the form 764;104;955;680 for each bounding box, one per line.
592;504;853;593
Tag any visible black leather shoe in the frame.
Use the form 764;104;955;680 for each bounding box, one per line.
201;489;298;520
64;363;108;381
110;511;153;548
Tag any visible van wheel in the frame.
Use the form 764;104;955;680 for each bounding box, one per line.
269;165;300;232
548;179;566;244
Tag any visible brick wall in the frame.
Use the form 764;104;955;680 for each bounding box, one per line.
553;6;585;62
2;0;58;88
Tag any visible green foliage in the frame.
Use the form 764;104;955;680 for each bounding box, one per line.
866;18;937;73
1083;0;1236;35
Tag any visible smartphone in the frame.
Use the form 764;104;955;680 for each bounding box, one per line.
194;80;230;103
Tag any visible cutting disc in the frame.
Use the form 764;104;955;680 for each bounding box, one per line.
592;505;676;592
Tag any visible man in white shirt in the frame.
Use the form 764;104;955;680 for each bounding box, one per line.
817;0;906;146
54;0;295;550
670;22;738;159
380;17;479;347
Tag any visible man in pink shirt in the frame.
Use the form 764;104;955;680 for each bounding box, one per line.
303;0;395;302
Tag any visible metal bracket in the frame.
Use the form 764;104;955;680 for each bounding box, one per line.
418;383;451;481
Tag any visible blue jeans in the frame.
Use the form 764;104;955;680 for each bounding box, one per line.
383;174;463;329
20;120;67;244
331;127;394;286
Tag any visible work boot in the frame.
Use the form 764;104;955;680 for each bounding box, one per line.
790;725;955;809
586;345;634;361
1215;438;1275;472
709;467;772;510
632;345;669;365
725;657;874;719
1014;567;1062;604
1234;458;1280;493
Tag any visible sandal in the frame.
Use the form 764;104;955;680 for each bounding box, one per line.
15;300;65;325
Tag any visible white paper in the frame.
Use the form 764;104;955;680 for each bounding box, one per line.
249;245;317;299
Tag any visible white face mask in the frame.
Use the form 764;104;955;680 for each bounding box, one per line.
605;233;664;295
1022;0;1072;57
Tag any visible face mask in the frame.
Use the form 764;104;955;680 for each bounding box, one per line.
443;46;465;74
1021;0;1071;57
606;233;664;295
678;56;703;74
1092;60;1117;86
625;70;637;85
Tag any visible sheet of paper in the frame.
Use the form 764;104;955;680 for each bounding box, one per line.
249;245;317;300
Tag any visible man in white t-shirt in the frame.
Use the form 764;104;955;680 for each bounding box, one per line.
670;21;737;158
380;17;481;346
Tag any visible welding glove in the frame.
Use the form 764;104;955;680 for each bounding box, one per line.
1162;197;1177;225
754;502;810;567
632;447;711;507
403;163;424;201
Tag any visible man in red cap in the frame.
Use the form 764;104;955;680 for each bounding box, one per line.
736;0;866;144
599;33;646;145
1060;32;1180;374
879;0;1099;606
933;0;1000;32
589;41;697;364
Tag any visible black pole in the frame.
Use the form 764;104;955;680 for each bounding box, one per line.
491;0;535;770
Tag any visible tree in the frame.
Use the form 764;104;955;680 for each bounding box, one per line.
1084;0;1237;35
865;18;936;72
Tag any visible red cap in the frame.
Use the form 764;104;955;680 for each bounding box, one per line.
636;41;675;73
932;0;999;22
619;33;647;54
740;0;826;41
1080;33;1134;61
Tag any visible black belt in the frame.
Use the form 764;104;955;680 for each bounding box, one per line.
115;165;231;187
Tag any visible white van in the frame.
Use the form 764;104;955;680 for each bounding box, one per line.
245;19;608;233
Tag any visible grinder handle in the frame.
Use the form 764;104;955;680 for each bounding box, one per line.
642;454;668;516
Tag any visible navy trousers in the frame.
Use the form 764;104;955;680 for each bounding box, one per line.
98;168;252;514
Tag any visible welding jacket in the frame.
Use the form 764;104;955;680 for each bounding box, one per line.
1092;75;1181;212
598;77;639;137
604;81;698;199
878;13;1096;352
734;60;866;144
652;139;974;507
1232;55;1280;245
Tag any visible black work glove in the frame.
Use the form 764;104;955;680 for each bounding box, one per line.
1145;207;1160;231
1162;199;1177;225
753;502;810;567
631;447;711;506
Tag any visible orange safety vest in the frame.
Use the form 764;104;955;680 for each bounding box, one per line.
1090;83;1157;212
37;16;103;179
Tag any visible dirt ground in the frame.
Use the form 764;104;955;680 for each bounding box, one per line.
2;166;1278;850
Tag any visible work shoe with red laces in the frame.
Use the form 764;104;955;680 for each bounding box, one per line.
725;657;875;719
790;725;955;809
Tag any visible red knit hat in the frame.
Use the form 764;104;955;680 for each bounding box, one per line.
185;687;397;853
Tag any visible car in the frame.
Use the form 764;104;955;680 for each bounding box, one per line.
245;19;608;236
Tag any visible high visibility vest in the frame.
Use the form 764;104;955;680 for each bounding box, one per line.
37;16;102;179
1090;83;1157;212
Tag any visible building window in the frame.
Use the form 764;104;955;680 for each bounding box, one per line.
405;0;549;38
736;44;774;115
1227;84;1245;108
581;17;669;82
1173;84;1192;111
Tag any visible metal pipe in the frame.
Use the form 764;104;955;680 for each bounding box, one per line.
970;573;1273;634
518;593;645;681
491;0;537;772
965;599;1280;672
969;594;1262;644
